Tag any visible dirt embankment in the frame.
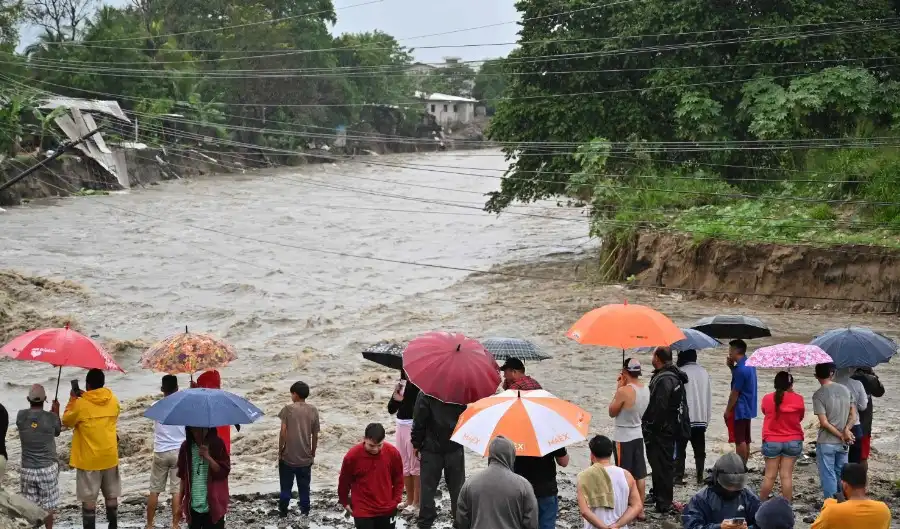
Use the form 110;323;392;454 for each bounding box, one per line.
609;231;900;313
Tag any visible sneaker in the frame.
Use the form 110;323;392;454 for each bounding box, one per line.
402;505;419;517
398;501;409;510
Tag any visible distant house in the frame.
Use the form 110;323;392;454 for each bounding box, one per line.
415;91;477;127
407;62;436;76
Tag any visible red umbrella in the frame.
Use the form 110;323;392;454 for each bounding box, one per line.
1;324;125;398
403;331;500;405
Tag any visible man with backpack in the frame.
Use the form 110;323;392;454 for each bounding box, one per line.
642;347;690;516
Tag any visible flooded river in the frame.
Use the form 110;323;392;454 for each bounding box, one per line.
3;150;900;527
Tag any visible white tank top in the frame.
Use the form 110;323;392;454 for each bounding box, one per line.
583;465;631;529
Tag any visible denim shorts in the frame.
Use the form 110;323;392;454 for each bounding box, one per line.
761;440;803;459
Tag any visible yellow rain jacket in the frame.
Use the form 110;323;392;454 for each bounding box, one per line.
62;387;120;471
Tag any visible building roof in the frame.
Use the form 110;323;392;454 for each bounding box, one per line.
38;97;131;122
414;91;477;103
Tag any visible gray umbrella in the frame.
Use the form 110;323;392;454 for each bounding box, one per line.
482;337;552;361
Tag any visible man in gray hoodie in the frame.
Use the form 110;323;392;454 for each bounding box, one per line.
456;437;538;529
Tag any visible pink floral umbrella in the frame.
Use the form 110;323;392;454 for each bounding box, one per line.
746;343;833;369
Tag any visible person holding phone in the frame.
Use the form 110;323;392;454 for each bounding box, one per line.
387;370;421;516
682;453;761;529
176;426;230;529
62;369;121;529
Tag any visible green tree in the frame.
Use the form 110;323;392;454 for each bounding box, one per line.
486;0;900;212
472;58;508;115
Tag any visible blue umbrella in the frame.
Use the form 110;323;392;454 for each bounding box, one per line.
638;328;721;353
810;327;898;369
144;388;264;427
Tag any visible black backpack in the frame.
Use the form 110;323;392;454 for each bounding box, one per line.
674;381;692;440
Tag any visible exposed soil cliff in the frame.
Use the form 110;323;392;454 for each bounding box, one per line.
608;231;900;313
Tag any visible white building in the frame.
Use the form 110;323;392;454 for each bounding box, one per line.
416;91;477;127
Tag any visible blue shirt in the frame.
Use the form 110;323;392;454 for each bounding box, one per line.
732;357;758;420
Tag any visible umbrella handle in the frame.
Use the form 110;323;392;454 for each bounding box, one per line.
54;366;62;400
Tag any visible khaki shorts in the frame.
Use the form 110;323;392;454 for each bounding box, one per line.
149;450;180;494
75;467;121;502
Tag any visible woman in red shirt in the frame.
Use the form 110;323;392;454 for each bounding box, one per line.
760;371;805;501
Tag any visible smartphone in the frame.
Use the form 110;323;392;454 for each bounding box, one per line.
70;379;82;396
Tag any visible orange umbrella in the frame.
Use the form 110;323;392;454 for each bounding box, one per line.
567;302;684;359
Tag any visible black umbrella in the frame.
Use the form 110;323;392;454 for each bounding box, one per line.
691;315;772;340
361;341;405;370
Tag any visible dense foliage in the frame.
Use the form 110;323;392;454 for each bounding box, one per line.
487;0;900;246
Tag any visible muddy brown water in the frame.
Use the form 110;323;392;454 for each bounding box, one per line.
3;150;900;528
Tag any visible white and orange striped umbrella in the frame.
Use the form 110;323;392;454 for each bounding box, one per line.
451;390;591;457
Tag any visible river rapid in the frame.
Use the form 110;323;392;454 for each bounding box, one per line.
3;150;900;528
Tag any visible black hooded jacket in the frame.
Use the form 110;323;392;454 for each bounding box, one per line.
852;368;885;437
642;363;690;439
411;393;466;453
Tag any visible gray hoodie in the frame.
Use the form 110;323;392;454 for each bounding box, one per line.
456;437;538;529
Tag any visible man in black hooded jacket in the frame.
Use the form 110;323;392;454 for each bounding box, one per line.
642;346;690;515
412;393;466;529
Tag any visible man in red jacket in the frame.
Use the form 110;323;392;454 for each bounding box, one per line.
338;423;404;529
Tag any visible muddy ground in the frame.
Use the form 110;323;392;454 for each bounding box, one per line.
4;252;900;528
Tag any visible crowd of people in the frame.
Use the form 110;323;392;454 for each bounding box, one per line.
0;341;894;529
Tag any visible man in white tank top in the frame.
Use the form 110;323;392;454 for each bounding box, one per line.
608;358;650;518
577;435;643;529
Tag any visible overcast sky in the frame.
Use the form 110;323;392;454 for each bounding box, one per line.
18;0;520;63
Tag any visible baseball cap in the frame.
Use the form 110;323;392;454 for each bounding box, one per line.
499;358;525;371
713;452;747;491
623;357;642;375
27;384;47;403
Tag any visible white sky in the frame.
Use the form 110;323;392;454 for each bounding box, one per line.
18;0;520;63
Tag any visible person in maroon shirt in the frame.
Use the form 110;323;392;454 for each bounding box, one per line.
338;423;404;529
500;359;543;391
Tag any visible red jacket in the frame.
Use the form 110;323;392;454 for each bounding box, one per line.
177;432;230;524
196;371;232;454
338;442;403;518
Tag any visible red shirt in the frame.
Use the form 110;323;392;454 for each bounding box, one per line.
504;376;542;391
338;442;403;518
761;391;805;442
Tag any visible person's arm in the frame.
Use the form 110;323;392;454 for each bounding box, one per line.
411;393;429;452
642;376;672;433
845;404;857;441
52;414;62;436
704;371;713;423
611;471;642;529
311;411;320;459
176;443;187;479
388;382;404;414
455;482;471;529
745;490;762;529
810;498;838;529
608;384;631;418
203;440;229;478
725;368;744;418
854;382;868;411
61;397;79;428
870;374;885;398
522;483;539;529
555;448;570;468
577;487;609;529
391;449;404;507
337;452;353;510
681;493;725;529
816;413;845;440
279;422;287;458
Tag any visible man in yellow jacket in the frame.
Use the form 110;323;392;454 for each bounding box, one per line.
63;369;121;529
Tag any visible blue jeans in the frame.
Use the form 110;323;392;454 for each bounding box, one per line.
537;495;558;529
761;440;803;459
816;442;848;500
279;460;312;515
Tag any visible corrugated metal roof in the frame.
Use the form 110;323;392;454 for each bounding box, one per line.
414;91;477;103
38;97;131;123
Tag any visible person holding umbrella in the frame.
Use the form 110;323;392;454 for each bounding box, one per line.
17;384;61;529
387;370;421;516
63;369;121;529
725;340;758;467
144;387;263;529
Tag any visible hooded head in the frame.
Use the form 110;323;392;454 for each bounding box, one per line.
711;452;747;500
755;497;795;529
488;436;516;470
197;370;222;389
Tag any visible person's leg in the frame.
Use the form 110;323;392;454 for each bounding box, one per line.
780;457;797;500
100;467;121;529
411;474;421;509
353;517;375;529
277;460;293;516
644;440;661;507
759;450;780;501
816;443;838;500
444;449;465;527
417;452;442;529
735;420;751;465
188;511;207;529
657;436;677;511
859;434;872;472
296;465;312;516
372;513;397;529
834;445;848;491
674;436;687;483
169;466;182;529
146;494;160;529
76;470;100;529
848;425;863;463
627;439;648;519
692;426;707;484
536;496;558;529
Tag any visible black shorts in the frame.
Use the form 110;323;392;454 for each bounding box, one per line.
614;438;648;480
733;419;752;444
